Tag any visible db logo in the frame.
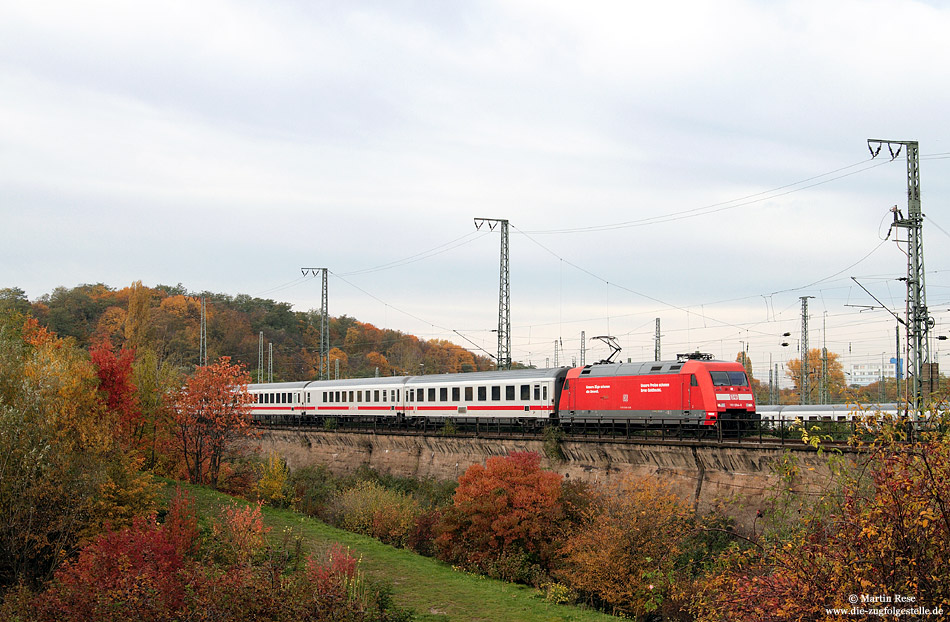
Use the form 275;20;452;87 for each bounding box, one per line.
730;394;739;400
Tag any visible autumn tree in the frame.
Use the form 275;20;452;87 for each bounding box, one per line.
0;315;157;588
90;338;144;448
556;477;694;618
786;348;847;403
436;452;564;583
0;287;32;316
123;280;152;352
172;357;255;488
366;351;391;376
328;347;348;378
693;408;950;621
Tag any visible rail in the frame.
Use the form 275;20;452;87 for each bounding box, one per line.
250;415;941;447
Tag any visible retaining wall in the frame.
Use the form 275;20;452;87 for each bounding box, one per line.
249;430;856;530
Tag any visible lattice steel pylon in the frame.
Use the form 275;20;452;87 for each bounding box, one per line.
800;296;813;405
302;268;330;380
474;218;511;369
868;139;932;415
199;296;207;367
258;331;264;383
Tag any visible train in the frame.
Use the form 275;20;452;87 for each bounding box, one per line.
247;351;758;429
757;403;901;423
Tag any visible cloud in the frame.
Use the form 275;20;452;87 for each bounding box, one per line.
2;0;949;377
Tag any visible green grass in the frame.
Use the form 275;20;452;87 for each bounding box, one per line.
161;480;618;622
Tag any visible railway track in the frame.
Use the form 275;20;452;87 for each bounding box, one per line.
252;416;861;450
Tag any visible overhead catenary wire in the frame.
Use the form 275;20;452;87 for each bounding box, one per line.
248;152;947;366
521;157;894;235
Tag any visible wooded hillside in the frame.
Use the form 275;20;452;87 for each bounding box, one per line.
0;283;496;380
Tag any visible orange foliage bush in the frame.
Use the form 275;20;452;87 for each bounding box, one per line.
435;452;563;583
555;477;694;618
18;489;408;622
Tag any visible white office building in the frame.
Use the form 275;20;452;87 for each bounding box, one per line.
849;362;899;386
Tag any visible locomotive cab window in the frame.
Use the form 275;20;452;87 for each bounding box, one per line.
691;374;698;387
710;371;749;387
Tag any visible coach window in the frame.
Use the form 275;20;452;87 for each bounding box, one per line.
440;387;448;402
428;388;436;401
465;387;473;401
491;386;501;401
521;385;530;400
357;391;363;403
348;391;354;402
477;386;487;401
506;385;515;401
452;387;460;401
533;385;540;400
342;391;347;403
418;389;425;402
543;386;548;400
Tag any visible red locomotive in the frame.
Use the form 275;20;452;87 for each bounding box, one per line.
558;352;756;426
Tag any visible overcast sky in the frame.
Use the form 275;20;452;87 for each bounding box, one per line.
3;0;950;382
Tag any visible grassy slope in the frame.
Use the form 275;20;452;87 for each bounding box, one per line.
163;480;618;622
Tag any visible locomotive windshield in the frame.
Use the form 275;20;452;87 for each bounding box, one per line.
710;371;749;387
